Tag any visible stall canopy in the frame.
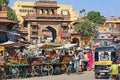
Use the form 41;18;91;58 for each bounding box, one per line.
39;42;63;49
27;43;44;49
0;41;27;47
27;45;37;49
55;43;77;49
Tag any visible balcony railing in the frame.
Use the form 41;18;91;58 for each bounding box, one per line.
25;14;70;21
35;1;57;7
110;30;120;34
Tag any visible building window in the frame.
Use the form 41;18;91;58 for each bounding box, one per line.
62;26;67;30
51;9;54;14
108;36;111;38
32;32;38;35
32;25;38;29
101;36;105;38
24;22;28;28
61;9;69;15
19;9;34;13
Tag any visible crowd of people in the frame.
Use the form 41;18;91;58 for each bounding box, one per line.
2;46;94;72
64;47;94;74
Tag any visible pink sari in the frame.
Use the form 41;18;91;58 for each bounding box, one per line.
87;51;93;70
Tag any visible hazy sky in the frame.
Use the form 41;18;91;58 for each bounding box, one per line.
9;0;119;18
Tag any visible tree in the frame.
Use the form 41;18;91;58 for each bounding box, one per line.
80;9;86;16
7;7;19;23
86;11;106;25
75;20;98;38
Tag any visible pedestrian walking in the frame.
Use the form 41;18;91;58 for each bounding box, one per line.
110;59;119;80
78;49;84;72
66;52;73;75
83;50;88;71
73;50;80;74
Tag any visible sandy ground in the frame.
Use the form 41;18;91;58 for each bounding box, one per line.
7;70;109;80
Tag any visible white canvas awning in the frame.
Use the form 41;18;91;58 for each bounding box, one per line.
55;43;77;49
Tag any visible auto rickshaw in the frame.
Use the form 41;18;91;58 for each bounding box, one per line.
94;46;117;79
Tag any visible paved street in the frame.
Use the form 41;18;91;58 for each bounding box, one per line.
8;70;109;80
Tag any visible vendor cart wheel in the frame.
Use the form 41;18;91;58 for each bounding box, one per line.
54;66;60;74
11;67;19;78
34;66;41;76
31;66;36;77
46;65;53;76
19;67;28;78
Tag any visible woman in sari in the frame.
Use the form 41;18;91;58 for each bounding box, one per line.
87;49;93;71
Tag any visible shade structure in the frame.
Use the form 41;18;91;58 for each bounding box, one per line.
27;45;37;49
39;42;63;49
55;43;77;49
0;41;27;48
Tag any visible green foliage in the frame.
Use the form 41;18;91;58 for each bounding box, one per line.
80;9;86;17
7;7;19;23
0;0;2;10
4;0;9;5
0;0;9;10
75;20;98;38
80;9;85;14
7;7;19;30
86;11;106;25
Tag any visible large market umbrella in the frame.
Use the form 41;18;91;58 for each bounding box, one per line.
0;41;27;48
39;42;63;49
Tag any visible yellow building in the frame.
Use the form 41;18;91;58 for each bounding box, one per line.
12;1;78;25
57;4;78;21
12;1;35;25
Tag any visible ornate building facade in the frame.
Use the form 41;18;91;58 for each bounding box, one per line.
13;0;80;45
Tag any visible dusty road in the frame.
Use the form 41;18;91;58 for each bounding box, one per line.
8;70;109;80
